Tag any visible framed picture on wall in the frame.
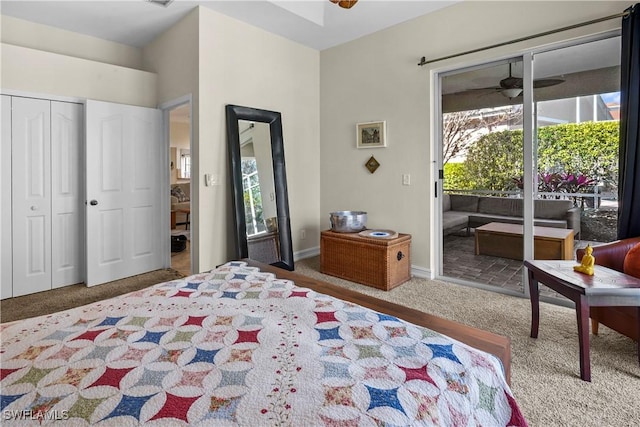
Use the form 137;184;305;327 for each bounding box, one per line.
356;121;386;148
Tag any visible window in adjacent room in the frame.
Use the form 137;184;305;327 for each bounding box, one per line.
179;150;191;179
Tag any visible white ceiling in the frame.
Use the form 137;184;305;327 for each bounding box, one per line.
0;0;461;51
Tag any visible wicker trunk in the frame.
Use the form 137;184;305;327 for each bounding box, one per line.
320;230;411;290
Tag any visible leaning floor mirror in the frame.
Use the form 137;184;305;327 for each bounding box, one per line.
226;104;294;270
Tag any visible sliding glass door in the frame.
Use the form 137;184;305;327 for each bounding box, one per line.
437;35;621;298
533;37;620;250
439;58;527;295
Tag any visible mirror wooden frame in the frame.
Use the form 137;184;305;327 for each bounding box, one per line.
225;104;294;271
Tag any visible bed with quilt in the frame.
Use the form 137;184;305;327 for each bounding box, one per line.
0;260;527;426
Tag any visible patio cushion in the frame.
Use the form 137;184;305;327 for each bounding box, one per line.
534;199;573;219
443;193;578;237
468;213;523;229
477;196;523;217
468;214;567;230
533;219;567;229
449;194;479;212
443;193;451;211
443;211;469;231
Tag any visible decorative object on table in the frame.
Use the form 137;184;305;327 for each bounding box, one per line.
365;155;380;173
574;244;595;275
359;229;399;239
329;210;367;233
356;121;386;148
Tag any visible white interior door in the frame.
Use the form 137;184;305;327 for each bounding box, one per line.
11;97;52;296
1;95;12;299
85;100;163;286
51;101;84;288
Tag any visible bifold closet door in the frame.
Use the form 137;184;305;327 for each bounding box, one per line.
51;101;84;288
9;97;83;297
1;96;12;299
11;97;52;296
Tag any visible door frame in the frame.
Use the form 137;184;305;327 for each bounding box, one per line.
159;94;194;273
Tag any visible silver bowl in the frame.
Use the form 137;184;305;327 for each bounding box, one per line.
330;211;367;233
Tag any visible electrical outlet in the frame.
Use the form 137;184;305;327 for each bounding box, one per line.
402;174;411;185
300;229;307;240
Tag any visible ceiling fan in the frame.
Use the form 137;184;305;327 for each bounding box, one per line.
330;0;359;9
479;63;565;98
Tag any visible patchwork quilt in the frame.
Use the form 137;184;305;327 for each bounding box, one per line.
0;262;527;426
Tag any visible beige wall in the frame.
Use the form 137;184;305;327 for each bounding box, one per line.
1;16;143;69
1;15;155;105
1;44;156;106
320;1;628;276
170;122;190;150
142;8;200;267
196;7;320;271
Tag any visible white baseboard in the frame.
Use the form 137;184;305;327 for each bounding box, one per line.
294;246;320;261
411;265;433;279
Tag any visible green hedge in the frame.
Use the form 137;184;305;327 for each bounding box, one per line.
444;121;619;192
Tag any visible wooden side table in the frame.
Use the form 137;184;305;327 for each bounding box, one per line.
176;208;190;230
525;259;640;381
320;230;411;290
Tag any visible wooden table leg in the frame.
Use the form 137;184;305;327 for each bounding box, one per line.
528;270;540;339
576;295;591;382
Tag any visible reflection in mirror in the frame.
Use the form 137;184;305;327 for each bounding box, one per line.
239;121;278;261
226;105;294;270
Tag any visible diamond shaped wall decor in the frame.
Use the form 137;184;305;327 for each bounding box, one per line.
365;156;380;173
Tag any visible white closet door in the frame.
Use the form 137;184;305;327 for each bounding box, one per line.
51;101;84;288
11;97;52;296
85;100;163;286
1;95;12;299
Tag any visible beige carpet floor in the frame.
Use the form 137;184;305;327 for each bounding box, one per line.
0;269;184;323
1;260;638;426
293;257;640;427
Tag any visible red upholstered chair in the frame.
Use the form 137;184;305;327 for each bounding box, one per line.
576;236;640;341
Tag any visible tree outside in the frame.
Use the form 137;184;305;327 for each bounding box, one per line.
444;120;619;200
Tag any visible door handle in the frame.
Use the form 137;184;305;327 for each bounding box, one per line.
30;206;38;211
90;200;98;206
